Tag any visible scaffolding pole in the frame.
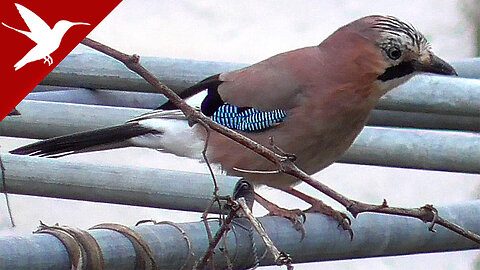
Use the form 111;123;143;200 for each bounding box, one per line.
22;88;480;131
0;100;146;139
1;201;479;269
39;53;480;117
340;126;480;174
25;88;168;109
379;74;480;117
0;154;237;213
368;109;480;132
1;101;479;174
451;58;480;79
39;52;247;93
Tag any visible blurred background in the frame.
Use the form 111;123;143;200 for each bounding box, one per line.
1;1;480;269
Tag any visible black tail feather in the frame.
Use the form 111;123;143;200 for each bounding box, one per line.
10;122;157;157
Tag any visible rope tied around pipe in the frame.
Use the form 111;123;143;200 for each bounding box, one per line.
34;221;104;270
90;223;157;270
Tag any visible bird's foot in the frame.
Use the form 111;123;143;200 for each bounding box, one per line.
266;204;306;238
43;55;53;66
255;192;306;238
305;201;353;240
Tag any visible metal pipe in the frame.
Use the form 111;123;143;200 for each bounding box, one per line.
0;100;148;139
452;58;480;79
23;89;480;131
1;201;479;269
1;101;479;174
40;53;247;93
0;153;237;213
25;88;167;109
368;109;480;132
40;53;480;117
340;127;480;174
379;74;480;117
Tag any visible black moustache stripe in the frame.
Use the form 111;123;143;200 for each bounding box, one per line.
377;61;415;81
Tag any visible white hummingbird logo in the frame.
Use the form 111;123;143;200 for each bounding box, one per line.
2;3;90;71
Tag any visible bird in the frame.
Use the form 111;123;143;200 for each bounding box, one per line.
11;15;457;234
2;3;89;71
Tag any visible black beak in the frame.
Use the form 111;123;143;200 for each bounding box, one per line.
413;54;457;76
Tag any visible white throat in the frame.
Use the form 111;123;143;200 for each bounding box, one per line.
375;72;418;95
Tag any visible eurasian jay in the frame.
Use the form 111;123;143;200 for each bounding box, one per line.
11;15;457;230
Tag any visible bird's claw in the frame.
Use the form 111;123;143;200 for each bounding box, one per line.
306;204;354;240
335;212;354;240
267;207;306;239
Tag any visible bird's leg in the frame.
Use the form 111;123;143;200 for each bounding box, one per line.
284;188;353;239
43;55;53;66
254;192;306;235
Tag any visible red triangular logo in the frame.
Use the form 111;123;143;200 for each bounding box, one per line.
0;0;121;120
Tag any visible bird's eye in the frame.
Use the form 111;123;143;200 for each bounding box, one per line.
387;47;402;60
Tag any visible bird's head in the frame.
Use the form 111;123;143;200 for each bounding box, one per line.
366;16;456;91
326;15;457;94
53;20;90;34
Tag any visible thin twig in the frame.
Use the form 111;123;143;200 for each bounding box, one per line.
80;37;480;246
200;198;217;270
198;119;232;268
195;198;240;270
220;233;234;270
238;198;293;269
0;153;15;227
199;119;224;219
200;120;219;195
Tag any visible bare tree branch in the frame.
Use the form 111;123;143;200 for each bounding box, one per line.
80;37;480;245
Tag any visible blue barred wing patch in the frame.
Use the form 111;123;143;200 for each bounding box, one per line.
211;104;287;132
